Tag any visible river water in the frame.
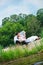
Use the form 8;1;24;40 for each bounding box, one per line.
34;62;43;65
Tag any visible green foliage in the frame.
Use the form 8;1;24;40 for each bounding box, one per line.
2;17;10;25
0;9;43;46
1;50;15;61
10;14;18;22
25;14;40;37
37;8;43;26
0;22;24;47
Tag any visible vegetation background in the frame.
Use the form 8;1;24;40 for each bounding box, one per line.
0;8;43;47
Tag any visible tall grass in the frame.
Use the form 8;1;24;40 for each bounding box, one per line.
0;39;43;62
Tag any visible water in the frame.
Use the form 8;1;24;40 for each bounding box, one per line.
34;62;43;65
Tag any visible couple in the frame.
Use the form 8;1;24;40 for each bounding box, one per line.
14;31;40;45
14;31;27;44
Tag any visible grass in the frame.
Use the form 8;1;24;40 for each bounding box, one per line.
0;39;43;62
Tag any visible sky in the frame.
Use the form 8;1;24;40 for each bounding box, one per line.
0;0;43;25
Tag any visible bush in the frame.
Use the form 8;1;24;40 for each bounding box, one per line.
0;22;24;47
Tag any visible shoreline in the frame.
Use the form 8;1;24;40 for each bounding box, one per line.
0;52;43;65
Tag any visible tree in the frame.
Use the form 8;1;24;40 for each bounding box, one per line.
10;14;27;26
25;14;40;37
0;22;24;47
2;17;10;25
37;8;43;26
18;13;27;26
1;13;42;47
10;14;18;22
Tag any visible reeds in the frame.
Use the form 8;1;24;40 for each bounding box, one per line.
0;39;43;62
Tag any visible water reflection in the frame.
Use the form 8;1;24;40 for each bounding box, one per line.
34;62;43;65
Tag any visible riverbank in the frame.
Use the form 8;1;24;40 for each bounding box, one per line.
0;53;43;65
0;39;43;65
